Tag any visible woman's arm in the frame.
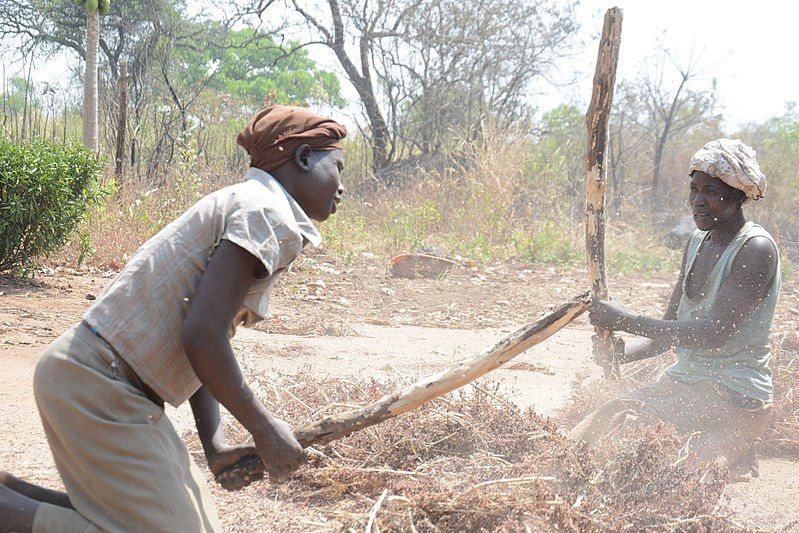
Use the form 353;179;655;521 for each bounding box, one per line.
189;386;257;478
190;386;227;457
613;241;689;364
592;237;777;353
183;239;306;481
618;338;666;364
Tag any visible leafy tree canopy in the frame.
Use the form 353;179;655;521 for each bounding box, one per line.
166;26;345;112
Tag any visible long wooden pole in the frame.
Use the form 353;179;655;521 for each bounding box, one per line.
219;291;590;486
585;8;623;380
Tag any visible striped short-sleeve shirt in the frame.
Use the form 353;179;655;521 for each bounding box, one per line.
82;168;322;406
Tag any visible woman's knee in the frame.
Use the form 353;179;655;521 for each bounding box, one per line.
32;350;60;407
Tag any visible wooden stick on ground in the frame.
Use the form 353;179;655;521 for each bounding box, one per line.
218;291;590;486
585;7;623;380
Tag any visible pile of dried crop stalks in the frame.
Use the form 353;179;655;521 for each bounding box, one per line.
556;336;799;459
191;372;746;532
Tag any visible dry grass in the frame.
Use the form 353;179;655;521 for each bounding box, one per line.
54;165;235;269
763;333;799;456
189;372;742;532
48;125;685;278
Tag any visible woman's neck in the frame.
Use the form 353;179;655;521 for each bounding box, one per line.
708;210;746;244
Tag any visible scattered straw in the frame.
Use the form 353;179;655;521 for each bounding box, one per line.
189;372;743;531
365;489;389;533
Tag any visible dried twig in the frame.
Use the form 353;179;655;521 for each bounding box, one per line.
365;489;389;533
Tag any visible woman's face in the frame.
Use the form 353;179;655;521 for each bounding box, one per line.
293;149;345;222
689;171;744;231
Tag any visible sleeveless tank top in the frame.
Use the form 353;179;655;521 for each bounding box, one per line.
666;221;780;402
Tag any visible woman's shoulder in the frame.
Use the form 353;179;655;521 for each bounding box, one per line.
211;180;291;217
740;221;776;242
731;223;779;277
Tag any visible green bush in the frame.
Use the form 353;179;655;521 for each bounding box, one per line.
511;223;582;265
0;139;107;272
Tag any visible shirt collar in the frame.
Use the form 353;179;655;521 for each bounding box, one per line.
245;167;323;247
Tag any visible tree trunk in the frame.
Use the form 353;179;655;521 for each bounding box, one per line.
217;291;590;486
325;0;390;171
114;62;128;181
585;8;623;380
651;74;688;213
83;8;100;152
609;114;625;214
328;45;389;170
361;90;389;170
651;126;672;215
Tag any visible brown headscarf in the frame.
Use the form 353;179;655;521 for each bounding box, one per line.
236;105;347;172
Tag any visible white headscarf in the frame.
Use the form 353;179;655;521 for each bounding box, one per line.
688;138;766;201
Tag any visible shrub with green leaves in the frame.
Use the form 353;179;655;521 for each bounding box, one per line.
0;139;107;272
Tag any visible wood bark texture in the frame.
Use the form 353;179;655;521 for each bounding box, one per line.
83;8;100;152
585;8;623;379
218;291;590;485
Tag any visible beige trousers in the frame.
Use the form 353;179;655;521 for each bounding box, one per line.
31;324;221;532
570;375;772;466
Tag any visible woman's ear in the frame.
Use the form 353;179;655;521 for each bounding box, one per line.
294;144;313;170
736;188;748;207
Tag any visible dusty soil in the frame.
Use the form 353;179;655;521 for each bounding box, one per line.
1;254;798;530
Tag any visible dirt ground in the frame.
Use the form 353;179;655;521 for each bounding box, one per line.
1;254;798;530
